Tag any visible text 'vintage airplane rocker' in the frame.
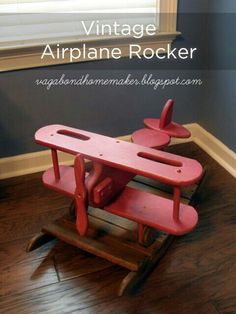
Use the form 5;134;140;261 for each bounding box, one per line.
27;102;203;296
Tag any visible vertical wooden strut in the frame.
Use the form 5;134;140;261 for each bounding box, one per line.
173;187;181;221
51;149;60;180
138;224;144;244
74;154;88;236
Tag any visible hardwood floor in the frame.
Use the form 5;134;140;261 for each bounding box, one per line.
0;142;235;314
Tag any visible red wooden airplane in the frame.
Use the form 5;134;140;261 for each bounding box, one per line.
35;124;203;243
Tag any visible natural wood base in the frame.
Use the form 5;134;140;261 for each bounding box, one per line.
27;171;205;296
118;234;174;296
27;214;174;295
26;232;55;252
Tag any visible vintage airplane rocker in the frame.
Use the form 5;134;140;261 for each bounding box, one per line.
27;105;203;296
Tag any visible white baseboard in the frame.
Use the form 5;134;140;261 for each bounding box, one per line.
0;134;131;180
0;124;235;180
189;124;236;177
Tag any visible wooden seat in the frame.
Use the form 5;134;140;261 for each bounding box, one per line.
144;99;191;138
131;128;170;149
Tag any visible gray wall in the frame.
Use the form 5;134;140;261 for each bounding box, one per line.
199;1;236;151
1;0;235;157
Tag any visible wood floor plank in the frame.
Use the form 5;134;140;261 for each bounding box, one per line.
0;267;126;314
0;185;70;220
0;255;58;297
213;296;236;314
54;244;113;281
0;236;57;268
76;295;220;314
0;207;68;243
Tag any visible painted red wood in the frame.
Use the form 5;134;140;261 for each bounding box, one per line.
35;125;202;187
160;99;174;129
131;128;170;149
42;165;198;235
105;186;198;235
43;166;76;197
86;162;134;208
74;155;88;236
144;99;191;138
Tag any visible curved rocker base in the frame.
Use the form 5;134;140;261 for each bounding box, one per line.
26;214;174;296
26;232;55;252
